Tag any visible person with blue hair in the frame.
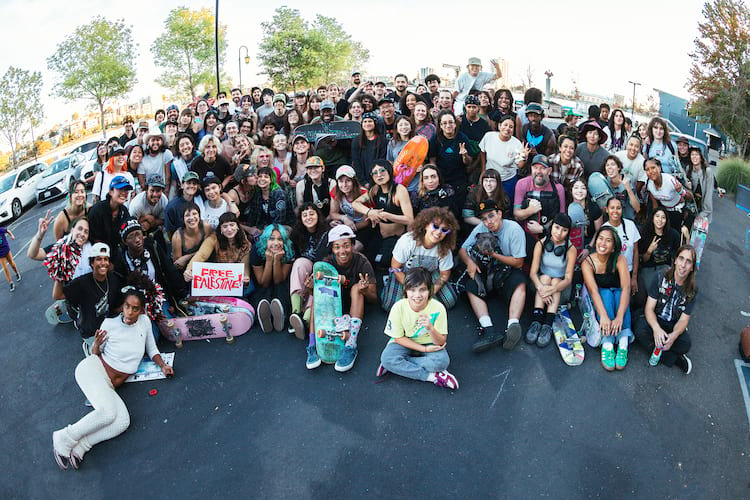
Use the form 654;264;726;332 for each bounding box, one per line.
251;223;295;333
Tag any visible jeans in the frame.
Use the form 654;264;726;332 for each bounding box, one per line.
595;288;633;344
380;342;450;381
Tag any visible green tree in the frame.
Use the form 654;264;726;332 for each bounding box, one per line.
151;7;228;99
311;15;370;84
47;16;137;140
0;67;43;168
689;0;750;156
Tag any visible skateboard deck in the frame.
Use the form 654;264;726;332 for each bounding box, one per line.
393;135;429;187
553;306;585;366
293;121;362;143
158;311;253;347
184;296;255;324
45;300;73;325
312;261;345;364
568;202;586;251
578;285;602;348
689;214;709;269
587;172;612;210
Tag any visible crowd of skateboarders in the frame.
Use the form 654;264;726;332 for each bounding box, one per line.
37;57;748;470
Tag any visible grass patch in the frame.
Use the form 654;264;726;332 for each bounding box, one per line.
716;157;750;194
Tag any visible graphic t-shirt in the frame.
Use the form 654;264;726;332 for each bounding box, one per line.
648;272;696;330
384;298;448;345
392;232;453;272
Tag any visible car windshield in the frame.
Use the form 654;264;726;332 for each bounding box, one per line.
44;159;70;176
0;176;15;194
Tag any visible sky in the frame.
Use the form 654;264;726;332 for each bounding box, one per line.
0;0;708;144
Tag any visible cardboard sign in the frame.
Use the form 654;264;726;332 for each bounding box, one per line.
191;262;244;296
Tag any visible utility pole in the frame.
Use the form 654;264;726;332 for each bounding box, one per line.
628;80;641;119
214;0;220;95
544;70;553;100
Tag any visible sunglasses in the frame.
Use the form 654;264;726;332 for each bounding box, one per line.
430;222;452;235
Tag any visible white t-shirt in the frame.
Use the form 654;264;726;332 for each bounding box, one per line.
614;150;647;191
646;172;684;210
454;71;495;111
138;150;173;178
392;232;453;272
479;132;523;181
603;219;640;271
129;191;168;219
100;314;158;374
202;198;228;229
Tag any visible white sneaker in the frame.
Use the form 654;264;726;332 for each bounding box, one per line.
257;299;272;333
433;370;459;390
270;298;285;332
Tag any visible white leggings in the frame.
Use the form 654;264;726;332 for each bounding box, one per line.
54;355;130;458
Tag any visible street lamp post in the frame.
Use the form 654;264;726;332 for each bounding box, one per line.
214;0;220;94
628;80;641;119
238;45;250;92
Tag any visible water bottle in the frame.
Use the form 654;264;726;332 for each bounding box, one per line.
649;347;662;366
570;283;582;308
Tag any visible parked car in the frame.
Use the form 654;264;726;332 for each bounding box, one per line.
68;140;100;156
36;153;85;204
543;100;563;119
79;148;101;186
0;162;46;223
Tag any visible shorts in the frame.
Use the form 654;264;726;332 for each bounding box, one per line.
462;267;525;303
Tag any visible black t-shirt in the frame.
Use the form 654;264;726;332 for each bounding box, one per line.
323;252;374;292
639;227;681;268
87;199;131;252
428;132;474;188
648;272;696;330
585;202;603;245
459;116;491;144
190;156;232;185
64;272;123;338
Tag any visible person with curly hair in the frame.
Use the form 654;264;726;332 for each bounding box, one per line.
381;207;459;310
251;224;294;333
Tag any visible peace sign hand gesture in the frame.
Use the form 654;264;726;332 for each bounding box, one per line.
37;209;53;238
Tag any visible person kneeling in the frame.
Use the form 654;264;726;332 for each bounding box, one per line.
377;268;458;389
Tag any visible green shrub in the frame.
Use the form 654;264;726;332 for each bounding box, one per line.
716;157;750;194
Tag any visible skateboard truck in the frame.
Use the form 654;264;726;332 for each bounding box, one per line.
167;320;183;348
219;314;234;344
315;271;345;284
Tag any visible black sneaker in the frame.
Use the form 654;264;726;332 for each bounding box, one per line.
675;354;692;374
472;326;504;353
503;322;522;350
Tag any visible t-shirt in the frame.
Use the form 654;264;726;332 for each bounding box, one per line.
384;298;448;345
614;150;647;191
647;173;684;210
462;219;526;259
428;131;474;188
64;272;123;338
603;219;640;271
138;150;173;179
648;272;696;330
202;199;229;229
479;132;523;181
459;116;491;145
639;227;681;268
576;143;609;178
392;232;453;272
454;71;495;112
190;155;232;184
0;227;9;256
128;191;168;220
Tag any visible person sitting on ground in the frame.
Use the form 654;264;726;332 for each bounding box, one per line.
381;207;459;311
635;207;681;309
171;202;212;272
200;172;237;230
409;164;456;217
376;267;459;390
329;165;370;240
568;179;604;261
633;245;698;374
581;226;633;372
243;166;294;239
251;224;294;334
51;283;173;471
295;156;336;217
602;197;640;295
223;165;257;221
526;213;577;348
304;225;376;373
54;181;91;241
457;200;527;353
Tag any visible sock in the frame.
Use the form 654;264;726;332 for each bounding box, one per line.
544;312;555;326
532;308;544;323
602;341;614;350
618;336;629;350
507;318;519;328
308;333;316;347
346;317;362;348
426;373;437;382
291;293;302;314
479;316;492;328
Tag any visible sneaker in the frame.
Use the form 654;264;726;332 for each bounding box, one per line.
525;321;542;344
601;345;615;371
615;346;629;370
472;325;504;353
305;345;321;370
15;273;21;282
334;346;358;372
503;322;522;350
257;299;272;333
433;370;459;390
675;354;692;374
375;363;389;377
289;313;305;340
537;324;553;348
9;282;15;292
270;298;285;332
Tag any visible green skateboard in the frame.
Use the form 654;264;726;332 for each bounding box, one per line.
312;261;345;364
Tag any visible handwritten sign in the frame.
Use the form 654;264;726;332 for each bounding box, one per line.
191;262;244;297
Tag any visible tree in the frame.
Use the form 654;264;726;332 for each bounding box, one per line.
257;7;370;90
151;7;228;99
0;67;43;168
688;0;750;156
47;16;137;140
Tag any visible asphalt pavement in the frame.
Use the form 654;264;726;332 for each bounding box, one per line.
1;192;749;499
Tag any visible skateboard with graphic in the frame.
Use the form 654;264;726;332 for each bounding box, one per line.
158;309;253;347
293;121;362;143
182;296;255;323
689;214;710;269
553;305;585;366
587;172;612;210
393;135;429;187
312;261;346;364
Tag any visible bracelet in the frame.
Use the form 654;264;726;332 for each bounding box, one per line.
367;208;371;216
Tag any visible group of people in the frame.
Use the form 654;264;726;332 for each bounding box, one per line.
37;58;720;470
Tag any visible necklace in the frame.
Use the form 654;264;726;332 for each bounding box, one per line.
94;275;109;295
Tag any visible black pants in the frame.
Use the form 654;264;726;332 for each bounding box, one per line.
633;312;691;366
251;280;291;314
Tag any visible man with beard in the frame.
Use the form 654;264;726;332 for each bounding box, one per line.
345;70;362;100
390;74;410;113
421;74;441;109
520;103;557;158
138;128;173;190
129;174;169;246
513;154;566;259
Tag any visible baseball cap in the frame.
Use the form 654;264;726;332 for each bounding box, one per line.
146;174;166;188
676;136;690;145
202;172;222;188
467;57;482;66
217;98;231;107
137;120;150;131
320;100;335;111
110;144;127;156
374;81;386;87
294;91;306;98
478;199;499;215
328;224;356;244
335;165;356;179
531;154;550;168
525;103;544;115
292;134;309;144
109;175;133;190
465;95;480;106
305;156;325;169
378;96;395;106
182;171;200;183
351;69;361;76
120;218;142;240
90;242;110;258
233;164;255;182
272;94;286;104
361;111;378;121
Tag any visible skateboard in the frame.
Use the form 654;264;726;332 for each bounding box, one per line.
158;311;253;347
312;261;345;364
45;300;73;325
182;296;255;323
568;202;586;251
393;135;429;187
689;214;709;269
293;121;362;143
587;172;612;210
577;285;601;348
553;306;585;366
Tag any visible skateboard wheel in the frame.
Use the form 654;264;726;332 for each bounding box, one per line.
337;276;345;284
219;314;228;323
167;320;175;328
226;335;235;344
175;339;183;348
316;329;325;338
315;271;323;280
